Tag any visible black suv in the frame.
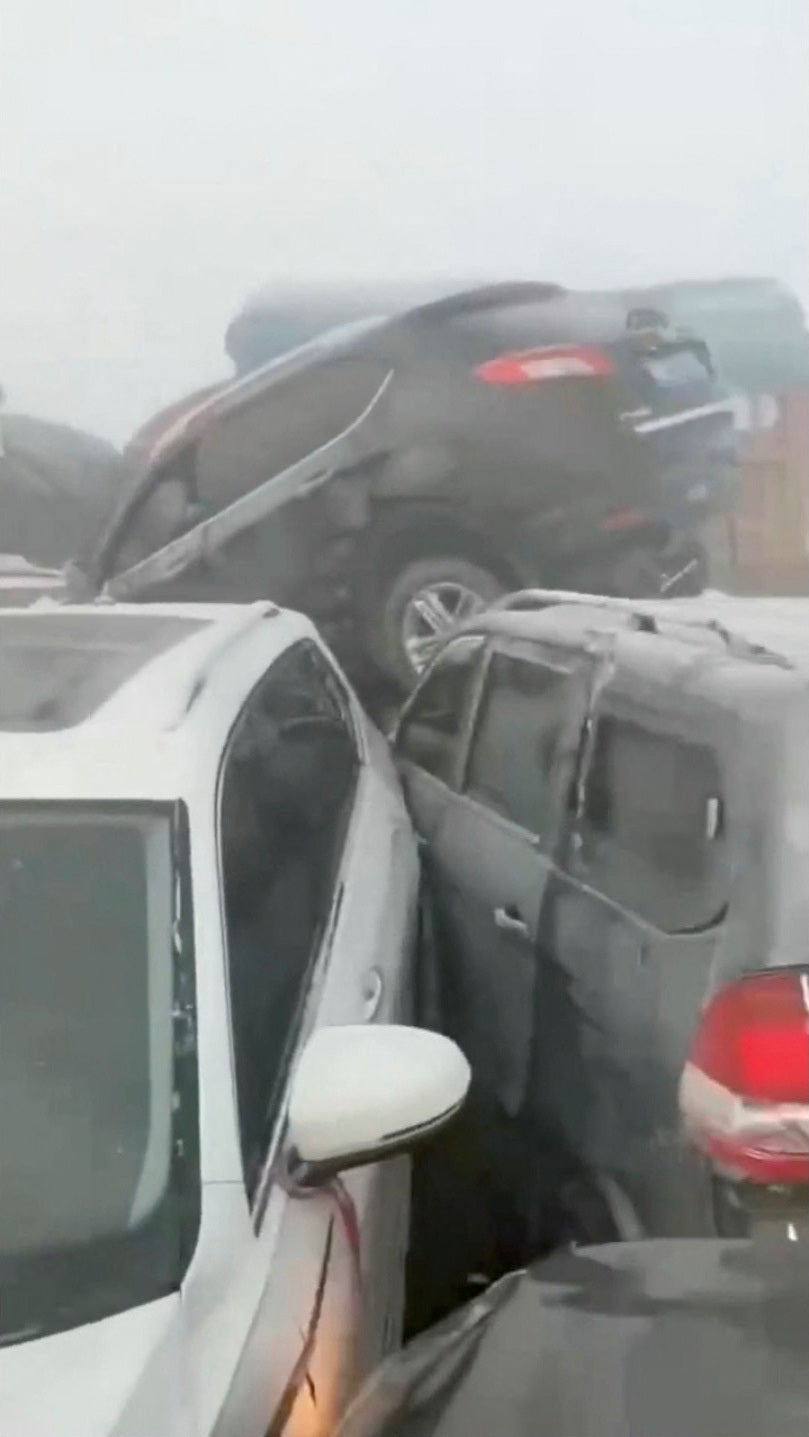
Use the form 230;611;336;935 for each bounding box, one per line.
395;590;809;1264
83;284;737;691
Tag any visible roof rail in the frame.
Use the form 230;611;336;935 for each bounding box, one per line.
490;589;793;669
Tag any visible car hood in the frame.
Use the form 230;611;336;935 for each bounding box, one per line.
0;1295;192;1437
337;1239;809;1437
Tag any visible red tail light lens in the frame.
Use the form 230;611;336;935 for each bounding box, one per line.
680;969;809;1186
475;345;614;386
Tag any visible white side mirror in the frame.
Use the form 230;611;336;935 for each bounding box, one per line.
287;1024;470;1185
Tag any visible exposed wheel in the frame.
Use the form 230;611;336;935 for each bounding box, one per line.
369;555;506;689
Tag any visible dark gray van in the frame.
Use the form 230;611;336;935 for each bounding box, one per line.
394;591;809;1264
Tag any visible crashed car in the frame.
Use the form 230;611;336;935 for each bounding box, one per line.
0;598;469;1437
394;589;809;1291
79;283;738;692
337;965;809;1437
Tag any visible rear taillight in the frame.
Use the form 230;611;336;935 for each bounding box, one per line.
680;969;809;1187
475;345;614;386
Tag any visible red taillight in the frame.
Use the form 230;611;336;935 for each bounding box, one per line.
680;969;809;1187
475;345;614;386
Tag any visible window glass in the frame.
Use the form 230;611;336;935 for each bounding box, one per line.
107;456;203;577
577;716;725;932
194;358;391;511
396;637;483;785
108;359;389;576
0;805;194;1345
220;642;358;1198
465;652;572;833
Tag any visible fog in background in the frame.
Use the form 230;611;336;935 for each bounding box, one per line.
2;0;807;443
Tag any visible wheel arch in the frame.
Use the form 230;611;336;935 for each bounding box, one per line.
358;505;519;600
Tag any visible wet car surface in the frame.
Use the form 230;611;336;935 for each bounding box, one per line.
337;1237;809;1437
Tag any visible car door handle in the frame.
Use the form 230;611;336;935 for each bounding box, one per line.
493;906;530;940
361;968;384;1020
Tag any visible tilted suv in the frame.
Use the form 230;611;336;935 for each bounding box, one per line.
80;284;737;694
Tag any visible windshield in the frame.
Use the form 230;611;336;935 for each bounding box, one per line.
0;804;198;1346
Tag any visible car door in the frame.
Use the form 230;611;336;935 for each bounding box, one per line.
185;638;416;1437
544;641;731;1234
394;633;486;846
423;637;591;1122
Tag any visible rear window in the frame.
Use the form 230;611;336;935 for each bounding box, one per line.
437;296;624;360
575;716;726;932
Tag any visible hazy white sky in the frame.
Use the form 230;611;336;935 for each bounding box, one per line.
2;0;807;442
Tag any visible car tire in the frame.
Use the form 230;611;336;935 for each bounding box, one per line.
369;555;506;690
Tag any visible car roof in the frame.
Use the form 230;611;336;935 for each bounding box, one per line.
0;600;303;800
460;591;809;676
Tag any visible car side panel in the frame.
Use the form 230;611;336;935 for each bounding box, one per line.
535;880;718;1235
178;626;419;1437
199;759;418;1437
430;798;545;1118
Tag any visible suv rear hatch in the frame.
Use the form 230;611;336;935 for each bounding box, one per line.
412;287;737;528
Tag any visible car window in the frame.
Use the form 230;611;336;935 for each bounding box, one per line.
574;714;726;932
465;651;573;833
194;358;390;513
396;636;484;785
106;359;390;577
106;457;203;577
219;641;359;1200
0;803;198;1346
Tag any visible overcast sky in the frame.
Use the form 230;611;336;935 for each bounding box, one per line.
2;0;807;442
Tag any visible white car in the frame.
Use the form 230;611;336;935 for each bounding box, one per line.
0;599;469;1437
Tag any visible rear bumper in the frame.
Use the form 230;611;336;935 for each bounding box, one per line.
503;452;736;582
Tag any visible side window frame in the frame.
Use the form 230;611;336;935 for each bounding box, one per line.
458;637;589;841
215;638;361;1210
104;359;393;596
394;634;489;791
568;669;729;933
